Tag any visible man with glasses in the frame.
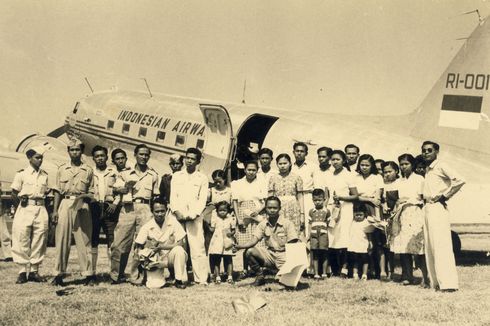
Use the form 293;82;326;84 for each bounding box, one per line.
421;140;465;292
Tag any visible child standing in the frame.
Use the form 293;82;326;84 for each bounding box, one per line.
208;201;237;284
309;189;331;279
347;202;375;281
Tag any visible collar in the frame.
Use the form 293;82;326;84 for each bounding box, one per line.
26;165;42;175
266;215;285;228
428;159;439;170
294;161;307;168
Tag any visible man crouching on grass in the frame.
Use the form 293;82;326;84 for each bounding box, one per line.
234;196;298;286
134;199;188;289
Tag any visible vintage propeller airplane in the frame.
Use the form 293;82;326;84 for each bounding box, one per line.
1;15;490;247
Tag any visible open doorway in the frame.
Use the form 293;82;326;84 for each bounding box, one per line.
230;114;278;180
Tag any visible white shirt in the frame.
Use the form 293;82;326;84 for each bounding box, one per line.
94;168;107;201
291;161;314;191
11;166;49;199
325;168;356;197
313;167;332;191
231;177;266;206
257;167;277;193
354;174;383;198
423;159;465;201
397;173;424;204
170;169;208;219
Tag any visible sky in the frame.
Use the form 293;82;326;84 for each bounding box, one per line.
0;0;489;147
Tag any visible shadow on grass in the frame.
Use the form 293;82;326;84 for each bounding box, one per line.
456;250;490;266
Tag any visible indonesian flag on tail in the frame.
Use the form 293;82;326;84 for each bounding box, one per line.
438;94;483;130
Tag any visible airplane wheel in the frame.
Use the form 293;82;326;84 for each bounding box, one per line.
451;231;462;256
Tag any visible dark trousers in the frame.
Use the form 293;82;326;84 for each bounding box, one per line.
90;202;119;248
209;254;233;275
328;248;347;276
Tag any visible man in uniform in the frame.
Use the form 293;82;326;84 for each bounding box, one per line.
90;145;119;277
10;146;50;283
110;144;159;285
51;139;95;286
235;196;299;286
421;140;465;292
159;154;183;204
170;148;209;285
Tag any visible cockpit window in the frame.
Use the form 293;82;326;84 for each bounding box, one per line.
72;102;80;114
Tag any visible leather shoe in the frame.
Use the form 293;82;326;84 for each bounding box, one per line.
252;275;266;286
175;280;187;289
51;275;65;287
16;272;28;284
28;272;45;283
83;275;97;286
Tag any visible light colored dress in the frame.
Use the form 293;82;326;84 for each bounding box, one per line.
231;177;266;246
390;173;425;255
208;214;236;255
354;173;383;218
268;172;303;232
325;168;356;249
348;219;375;253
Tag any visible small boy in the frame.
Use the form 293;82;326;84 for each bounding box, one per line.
309;188;331;279
347;202;375;281
134;199;188;289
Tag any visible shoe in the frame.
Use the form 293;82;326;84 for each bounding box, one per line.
340;268;348;278
380;272;388;282
175;280;187;289
353;275;360;280
238;270;249;280
51;275;65;287
83;275;97;286
27;272;45;283
16;272;28;284
252;275;266;286
214;276;221;284
321;274;328;279
227;276;234;285
4;257;13;262
361;274;368;281
313;274;321;280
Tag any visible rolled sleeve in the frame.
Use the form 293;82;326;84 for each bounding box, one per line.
135;225;149;245
253;221;266;240
11;172;23;192
285;222;299;242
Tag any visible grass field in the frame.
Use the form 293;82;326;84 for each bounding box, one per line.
0;237;489;326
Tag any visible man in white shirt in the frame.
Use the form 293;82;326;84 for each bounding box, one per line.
313;146;333;197
421;140;465;292
257;148;277;194
170;148;209;284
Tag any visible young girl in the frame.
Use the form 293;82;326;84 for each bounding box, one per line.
208;201;237;284
348;202;375;281
204;170;233;252
325;150;358;277
379;161;399;281
392;154;429;287
309;188;331;279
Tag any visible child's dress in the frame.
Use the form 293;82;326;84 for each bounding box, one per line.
208;214;237;256
309;208;330;250
348;218;375;253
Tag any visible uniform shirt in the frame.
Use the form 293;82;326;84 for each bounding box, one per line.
291;161;314;191
113;167;132;203
354;173;383;198
93;166;118;202
423;159;465;201
397;173;424;205
170;169;208;219
253;216;298;252
313;167;332;192
135;211;186;257
55;162;93;195
117;166;159;200
11;166;49;199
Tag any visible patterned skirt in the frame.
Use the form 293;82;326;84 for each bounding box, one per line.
390;205;424;255
278;195;301;233
235;200;264;247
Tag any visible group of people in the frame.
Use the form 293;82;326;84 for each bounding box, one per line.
1;137;465;292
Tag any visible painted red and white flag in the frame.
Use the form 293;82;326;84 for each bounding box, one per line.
438;94;482;130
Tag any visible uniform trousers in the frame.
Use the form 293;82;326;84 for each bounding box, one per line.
0;212;12;259
110;203;152;282
90;202;118;273
54;199;93;276
424;203;458;290
12;205;48;272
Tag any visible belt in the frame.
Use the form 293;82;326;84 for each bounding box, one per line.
64;195;79;199
27;199;44;206
133;198;150;204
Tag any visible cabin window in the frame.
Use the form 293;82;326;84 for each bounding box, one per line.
107;120;115;130
196;139;205;149
138;127;147;138
122;123;130;135
156;131;166;142
175;135;186;147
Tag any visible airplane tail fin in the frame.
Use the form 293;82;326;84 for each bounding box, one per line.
410;17;490;155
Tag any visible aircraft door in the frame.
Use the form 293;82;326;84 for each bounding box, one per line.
199;104;234;177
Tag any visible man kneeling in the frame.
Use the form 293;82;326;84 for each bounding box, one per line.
134;199;188;289
235;196;298;286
